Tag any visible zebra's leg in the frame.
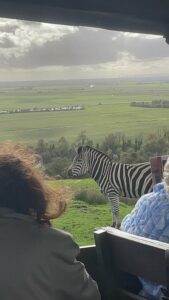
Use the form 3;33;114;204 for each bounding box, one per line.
108;192;121;229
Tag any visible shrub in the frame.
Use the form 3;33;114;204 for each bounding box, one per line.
45;157;70;178
74;188;107;204
74;189;136;206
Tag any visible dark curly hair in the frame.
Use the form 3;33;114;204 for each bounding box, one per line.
0;143;68;223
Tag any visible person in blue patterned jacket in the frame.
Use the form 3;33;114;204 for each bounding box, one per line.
121;157;169;300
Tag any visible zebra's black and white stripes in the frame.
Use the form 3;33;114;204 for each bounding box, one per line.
68;146;153;228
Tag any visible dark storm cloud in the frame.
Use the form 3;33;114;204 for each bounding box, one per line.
5;28;120;68
11;29;169;68
0;23;168;69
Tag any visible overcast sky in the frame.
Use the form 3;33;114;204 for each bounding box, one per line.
0;18;169;81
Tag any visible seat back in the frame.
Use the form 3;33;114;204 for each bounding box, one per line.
94;227;169;300
150;155;168;185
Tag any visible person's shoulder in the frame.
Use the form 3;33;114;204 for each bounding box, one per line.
43;225;71;237
39;224;79;256
135;192;152;208
40;224;73;243
135;182;169;215
150;182;169;205
136;183;164;207
136;183;166;205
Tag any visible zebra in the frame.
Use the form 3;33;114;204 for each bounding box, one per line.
68;145;153;228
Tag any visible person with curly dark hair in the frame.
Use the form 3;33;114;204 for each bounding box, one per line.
0;143;100;300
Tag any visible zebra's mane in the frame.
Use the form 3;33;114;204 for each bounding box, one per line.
83;145;112;161
82;145;150;166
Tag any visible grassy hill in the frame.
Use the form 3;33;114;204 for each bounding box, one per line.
0;80;169;144
49;178;134;245
53;200;133;246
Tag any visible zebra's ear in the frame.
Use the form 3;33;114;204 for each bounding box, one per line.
77;146;82;154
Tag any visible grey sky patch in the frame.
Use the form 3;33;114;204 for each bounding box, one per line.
0;36;16;48
120;34;169;60
0;24;18;34
0;26;168;69
7;28;120;68
0;18;168;80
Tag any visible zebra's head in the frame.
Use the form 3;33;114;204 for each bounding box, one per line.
68;146;89;177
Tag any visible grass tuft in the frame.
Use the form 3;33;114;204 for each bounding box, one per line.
74;188;107;204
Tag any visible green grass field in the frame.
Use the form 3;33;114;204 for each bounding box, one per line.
0;80;161;245
0;80;169;144
49;179;134;245
53;201;133;246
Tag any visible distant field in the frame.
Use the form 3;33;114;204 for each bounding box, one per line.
49;178;134;245
0;80;169;144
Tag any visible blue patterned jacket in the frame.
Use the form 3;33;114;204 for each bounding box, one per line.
121;182;169;299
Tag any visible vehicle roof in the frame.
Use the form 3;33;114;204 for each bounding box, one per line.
0;0;169;43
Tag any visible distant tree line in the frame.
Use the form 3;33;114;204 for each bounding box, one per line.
130;100;169;108
33;129;169;178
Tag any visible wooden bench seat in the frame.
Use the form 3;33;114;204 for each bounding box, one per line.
94;227;169;299
150;155;168;184
79;227;169;300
